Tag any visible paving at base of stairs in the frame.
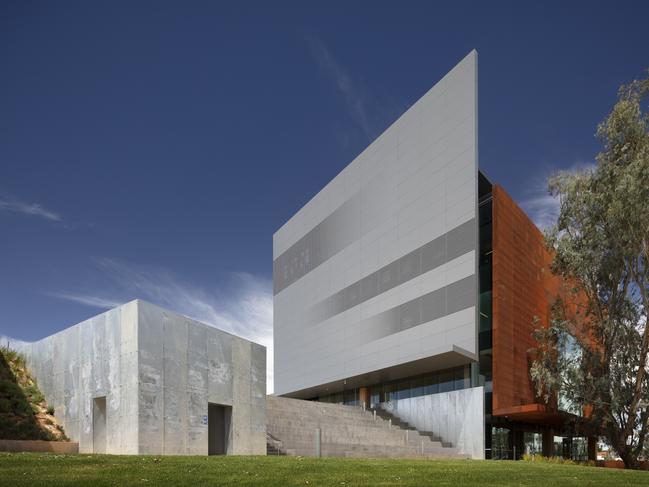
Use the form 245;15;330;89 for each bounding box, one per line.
266;396;467;459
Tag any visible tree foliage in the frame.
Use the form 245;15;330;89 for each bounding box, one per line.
530;71;649;469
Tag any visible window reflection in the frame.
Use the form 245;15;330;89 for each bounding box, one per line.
314;364;472;406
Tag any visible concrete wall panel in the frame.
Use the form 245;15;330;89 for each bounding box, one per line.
137;301;265;455
381;386;484;459
19;302;140;454
20;300;265;455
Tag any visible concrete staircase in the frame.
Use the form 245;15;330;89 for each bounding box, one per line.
266;432;286;456
373;407;454;448
266;395;466;458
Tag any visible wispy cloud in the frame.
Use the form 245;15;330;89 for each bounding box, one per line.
519;192;561;231
49;258;275;393
519;161;595;230
44;292;123;309
308;36;373;140
0;196;61;222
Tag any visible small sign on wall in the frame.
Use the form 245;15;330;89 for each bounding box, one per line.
202;415;208;425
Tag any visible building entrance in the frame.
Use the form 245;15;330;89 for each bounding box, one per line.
93;396;107;454
208;403;232;455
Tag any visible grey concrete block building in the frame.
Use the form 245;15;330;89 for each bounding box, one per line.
273;51;485;459
19;300;266;455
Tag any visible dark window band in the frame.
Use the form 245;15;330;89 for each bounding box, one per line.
359;275;475;343
308;218;475;324
273;194;362;295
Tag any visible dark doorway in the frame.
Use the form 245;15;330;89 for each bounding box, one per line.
208;403;232;455
93;396;107;454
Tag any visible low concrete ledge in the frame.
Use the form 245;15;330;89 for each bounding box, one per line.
0;439;79;454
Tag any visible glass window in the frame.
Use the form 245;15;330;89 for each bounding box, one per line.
479;330;493;351
553;436;571;458
318;365;478;410
454;365;470;390
439;369;454;393
479;352;493;377
321;392;344;404
397;379;411;400
385;383;397;402
343;389;358;406
479;292;493;332
492;427;511;460
479;256;492;294
484;391;493;414
411;376;424;397
424;373;439;395
571;437;588;461
370;388;380;407
523;432;543;456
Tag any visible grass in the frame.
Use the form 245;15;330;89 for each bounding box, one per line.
0;454;648;486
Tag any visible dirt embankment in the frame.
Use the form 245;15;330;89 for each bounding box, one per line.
0;346;67;441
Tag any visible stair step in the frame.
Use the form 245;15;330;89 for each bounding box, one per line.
267;396;461;458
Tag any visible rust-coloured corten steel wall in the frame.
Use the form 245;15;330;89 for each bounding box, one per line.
491;185;562;416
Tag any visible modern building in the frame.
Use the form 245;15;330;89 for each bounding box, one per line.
273;50;595;460
18;300;266;455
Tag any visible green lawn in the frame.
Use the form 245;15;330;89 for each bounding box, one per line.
0;453;648;486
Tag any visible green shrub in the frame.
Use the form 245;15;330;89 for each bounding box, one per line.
0;347;19;364
23;384;44;404
0;346;26;375
0;380;23;397
46;406;55;415
0;398;11;413
13;399;33;416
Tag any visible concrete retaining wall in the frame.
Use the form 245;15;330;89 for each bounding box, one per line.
0;439;79;454
380;386;484;459
19;301;140;454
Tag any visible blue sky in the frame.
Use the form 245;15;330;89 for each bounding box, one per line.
1;1;647;390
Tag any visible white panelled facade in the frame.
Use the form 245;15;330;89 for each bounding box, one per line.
273;51;479;396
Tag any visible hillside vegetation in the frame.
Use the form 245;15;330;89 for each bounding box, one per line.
0;346;67;441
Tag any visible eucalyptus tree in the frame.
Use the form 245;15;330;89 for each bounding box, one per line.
530;72;649;469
